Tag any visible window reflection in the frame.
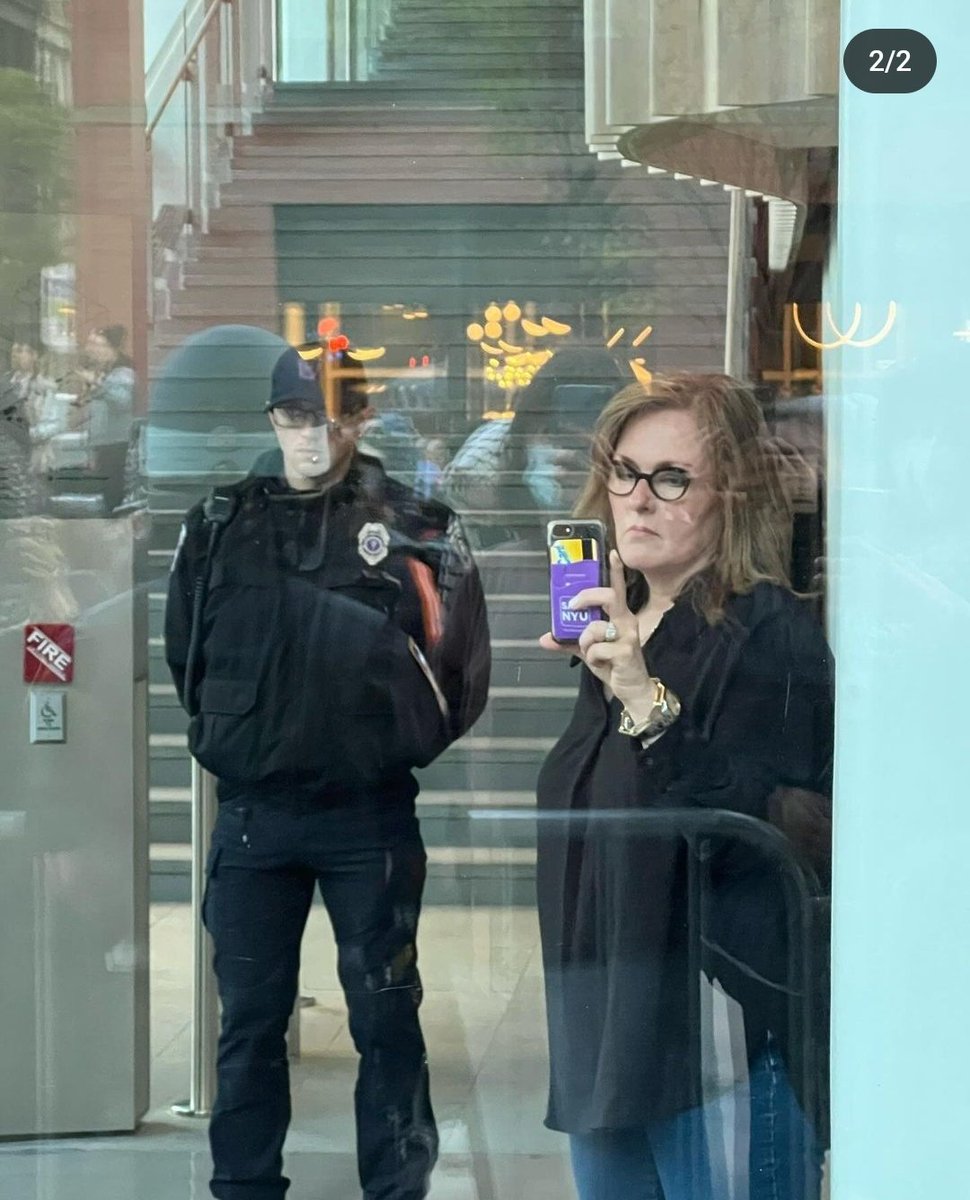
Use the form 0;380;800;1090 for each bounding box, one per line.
3;1;850;1197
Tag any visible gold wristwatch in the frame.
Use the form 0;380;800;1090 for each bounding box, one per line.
618;678;682;741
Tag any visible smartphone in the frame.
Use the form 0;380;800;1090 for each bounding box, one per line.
547;519;606;643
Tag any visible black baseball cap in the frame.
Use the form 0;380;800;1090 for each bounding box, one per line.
266;347;323;411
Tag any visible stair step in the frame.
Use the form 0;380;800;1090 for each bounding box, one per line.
393;0;577;12
148;684;574;738
374;65;583;80
215;177;722;207
374;50;583;66
152;842;536;866
389;8;580;20
187;243;721;275
150;786;536;807
149;787;537;844
240;129;589;153
229;154;598;180
252;108;582;131
380;31;581;49
149;786;538;846
149;840;538;904
266;197;729;230
270;80;582;99
147;638;572;690
148;598;553;642
150;733;552;792
149;732;554;754
144;520;567;567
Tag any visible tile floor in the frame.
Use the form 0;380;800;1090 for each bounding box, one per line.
1;903;574;1200
0;903;829;1200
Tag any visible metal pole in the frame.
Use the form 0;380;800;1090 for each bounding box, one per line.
228;0;243;125
326;0;336;81
172;759;219;1118
724;190;751;378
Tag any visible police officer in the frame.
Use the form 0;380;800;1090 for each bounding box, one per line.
165;345;491;1200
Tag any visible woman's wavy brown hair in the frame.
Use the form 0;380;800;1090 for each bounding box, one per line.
573;374;793;623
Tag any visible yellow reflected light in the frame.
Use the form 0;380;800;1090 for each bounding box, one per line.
498;339;523;354
542;317;572;335
503;301;522;322
521;319;548;337
606;327;626;348
484;321;503;339
630;358;653;386
792;302;897;350
348;347;387;362
283;302;306;347
485;304;502;324
632;324;654;348
467;322;485;341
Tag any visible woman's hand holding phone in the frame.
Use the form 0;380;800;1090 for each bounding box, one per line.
540;550;654;708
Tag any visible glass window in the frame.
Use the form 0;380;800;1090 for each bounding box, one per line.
1;3;963;1199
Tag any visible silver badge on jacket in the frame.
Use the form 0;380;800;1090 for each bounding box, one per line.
357;521;390;566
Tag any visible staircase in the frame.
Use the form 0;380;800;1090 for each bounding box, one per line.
147;0;732;904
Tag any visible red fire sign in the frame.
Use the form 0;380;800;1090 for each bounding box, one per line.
23;624;75;685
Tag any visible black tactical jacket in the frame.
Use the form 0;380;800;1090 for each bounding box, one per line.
165;452;491;804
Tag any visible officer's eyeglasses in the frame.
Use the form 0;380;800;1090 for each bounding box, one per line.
270;405;336;431
606;459;693;501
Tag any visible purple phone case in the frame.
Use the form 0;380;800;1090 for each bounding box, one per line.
550;559;603;641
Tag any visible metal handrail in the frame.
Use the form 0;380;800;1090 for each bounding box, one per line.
474;803;829;1162
146;0;228;148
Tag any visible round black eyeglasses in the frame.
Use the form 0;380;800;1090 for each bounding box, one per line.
606;460;692;501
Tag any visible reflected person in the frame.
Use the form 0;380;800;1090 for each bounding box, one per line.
81;324;135;512
536;375;834;1200
440;346;624;544
165;346;491;1200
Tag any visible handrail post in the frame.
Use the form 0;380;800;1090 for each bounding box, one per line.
186;53;202;233
172;759;220;1118
227;0;243;127
325;0;336;82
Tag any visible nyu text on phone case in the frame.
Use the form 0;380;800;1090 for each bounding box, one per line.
547;520;606;643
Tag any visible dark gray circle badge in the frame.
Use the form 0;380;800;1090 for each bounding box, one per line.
843;29;937;93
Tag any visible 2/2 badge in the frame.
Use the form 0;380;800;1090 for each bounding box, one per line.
357;522;390;566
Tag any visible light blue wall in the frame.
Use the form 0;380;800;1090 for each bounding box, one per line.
830;4;970;1197
278;0;330;81
145;0;188;68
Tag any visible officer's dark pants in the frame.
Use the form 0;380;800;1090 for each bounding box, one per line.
203;798;438;1200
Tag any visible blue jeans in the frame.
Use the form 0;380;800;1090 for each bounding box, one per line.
569;1038;822;1200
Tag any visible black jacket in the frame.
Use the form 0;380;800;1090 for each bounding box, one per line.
165;452;491;803
536;582;834;1132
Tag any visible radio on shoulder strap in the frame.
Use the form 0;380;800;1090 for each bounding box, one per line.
184;487;239;716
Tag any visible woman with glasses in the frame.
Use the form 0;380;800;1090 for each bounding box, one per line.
536;375;834;1200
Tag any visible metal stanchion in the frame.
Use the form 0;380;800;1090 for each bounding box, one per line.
172;759;220;1118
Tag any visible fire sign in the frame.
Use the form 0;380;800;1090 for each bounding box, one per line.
23;624;75;685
